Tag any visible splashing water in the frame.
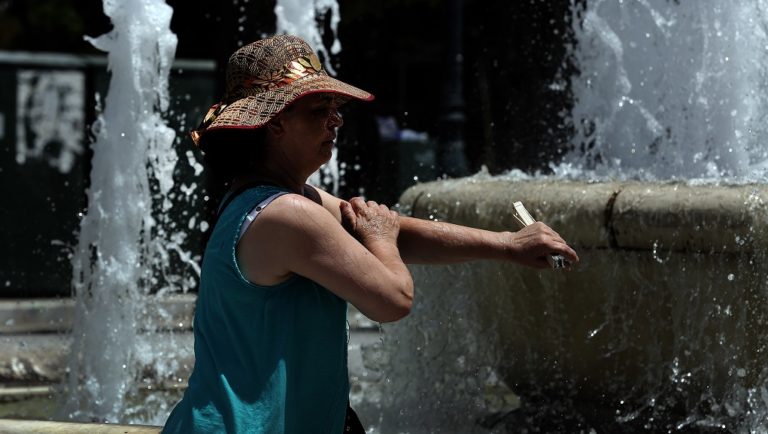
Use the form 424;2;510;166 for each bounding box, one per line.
557;0;768;181
275;0;341;75
62;0;181;423
362;2;768;432
57;0;347;424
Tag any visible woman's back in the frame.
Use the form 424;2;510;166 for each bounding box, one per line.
162;185;349;433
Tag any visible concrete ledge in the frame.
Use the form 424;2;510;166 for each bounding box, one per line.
0;419;159;433
401;178;620;248
401;179;768;253
612;182;768;251
0;294;378;335
0;332;194;384
0;294;197;334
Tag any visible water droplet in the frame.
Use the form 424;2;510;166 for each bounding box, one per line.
727;273;735;281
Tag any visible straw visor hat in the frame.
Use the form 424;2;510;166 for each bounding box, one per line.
190;35;374;147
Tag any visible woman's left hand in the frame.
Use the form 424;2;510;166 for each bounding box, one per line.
503;222;580;269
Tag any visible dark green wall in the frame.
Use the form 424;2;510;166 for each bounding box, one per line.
0;56;215;297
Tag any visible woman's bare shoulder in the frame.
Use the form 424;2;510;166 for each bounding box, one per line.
237;192;341;285
255;192;338;233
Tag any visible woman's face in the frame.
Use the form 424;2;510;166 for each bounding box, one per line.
273;93;344;170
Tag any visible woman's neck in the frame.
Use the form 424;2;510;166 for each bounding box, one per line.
236;137;318;193
232;167;306;194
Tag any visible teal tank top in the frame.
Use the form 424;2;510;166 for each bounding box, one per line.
163;185;350;433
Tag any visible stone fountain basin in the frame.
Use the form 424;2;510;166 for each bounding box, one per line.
399;178;768;409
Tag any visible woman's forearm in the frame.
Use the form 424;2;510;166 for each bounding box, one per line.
397;215;511;264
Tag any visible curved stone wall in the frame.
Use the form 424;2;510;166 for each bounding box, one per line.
400;179;768;253
398;178;768;418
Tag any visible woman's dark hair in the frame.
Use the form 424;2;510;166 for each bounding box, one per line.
198;127;268;249
199;128;267;197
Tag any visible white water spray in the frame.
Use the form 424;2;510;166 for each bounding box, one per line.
62;0;179;422
560;0;768;181
275;0;341;75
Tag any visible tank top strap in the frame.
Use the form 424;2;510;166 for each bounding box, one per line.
237;191;289;242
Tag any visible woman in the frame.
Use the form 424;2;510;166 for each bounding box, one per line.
162;35;579;433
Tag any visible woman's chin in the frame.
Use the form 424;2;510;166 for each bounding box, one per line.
320;142;334;161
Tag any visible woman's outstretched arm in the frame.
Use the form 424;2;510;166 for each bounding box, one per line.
395;216;578;268
312;186;579;269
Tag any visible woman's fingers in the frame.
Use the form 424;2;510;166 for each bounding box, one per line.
339;201;357;235
349;196;367;212
345;197;400;244
557;243;580;264
528;222;579;262
509;222;580;269
544;238;579;265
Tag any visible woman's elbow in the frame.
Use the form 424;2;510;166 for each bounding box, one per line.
378;281;414;323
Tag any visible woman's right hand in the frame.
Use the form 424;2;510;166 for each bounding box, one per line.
340;197;400;246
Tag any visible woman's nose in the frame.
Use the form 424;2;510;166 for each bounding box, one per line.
327;109;343;129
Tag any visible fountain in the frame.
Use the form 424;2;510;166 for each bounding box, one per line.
6;0;768;432
373;1;768;432
61;0;185;424
559;0;768;181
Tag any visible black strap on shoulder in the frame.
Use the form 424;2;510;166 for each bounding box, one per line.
217;181;277;216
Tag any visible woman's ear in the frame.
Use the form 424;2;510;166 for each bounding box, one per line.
265;117;284;137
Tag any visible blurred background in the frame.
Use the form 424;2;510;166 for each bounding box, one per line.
0;0;575;298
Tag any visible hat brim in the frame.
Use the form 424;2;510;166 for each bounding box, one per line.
204;74;373;133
